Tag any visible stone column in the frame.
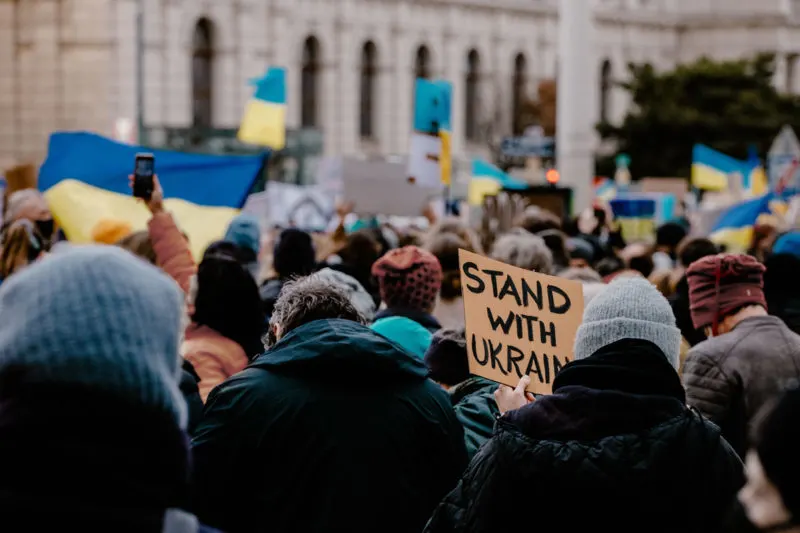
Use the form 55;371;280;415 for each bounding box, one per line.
556;0;595;215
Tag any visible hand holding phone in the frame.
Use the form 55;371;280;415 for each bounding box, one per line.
133;153;155;200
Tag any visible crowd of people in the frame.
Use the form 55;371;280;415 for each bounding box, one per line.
1;177;800;533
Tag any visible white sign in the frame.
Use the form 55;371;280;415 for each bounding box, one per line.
768;125;800;189
407;132;443;188
242;183;334;231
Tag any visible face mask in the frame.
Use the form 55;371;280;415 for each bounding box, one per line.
35;218;54;241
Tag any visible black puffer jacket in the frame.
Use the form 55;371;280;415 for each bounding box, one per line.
425;339;744;533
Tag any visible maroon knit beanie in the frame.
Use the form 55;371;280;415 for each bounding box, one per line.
371;246;442;312
686;254;766;333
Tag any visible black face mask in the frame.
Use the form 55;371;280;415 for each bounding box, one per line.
724;499;797;533
35;219;54;241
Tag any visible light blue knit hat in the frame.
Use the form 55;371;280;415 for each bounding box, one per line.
0;245;188;428
573;276;682;368
371;316;433;359
224;213;261;256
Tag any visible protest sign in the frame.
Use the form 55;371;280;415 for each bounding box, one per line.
459;249;584;395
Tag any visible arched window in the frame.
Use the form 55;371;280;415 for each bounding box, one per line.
600;59;612;123
192;18;214;129
787;54;798;93
512;53;527;135
360;41;378;139
415;45;431;80
301;36;321;128
465;49;481;142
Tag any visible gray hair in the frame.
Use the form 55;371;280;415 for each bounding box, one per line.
5;189;46;224
314;267;377;321
490;231;554;275
558;266;603;283
267;274;367;346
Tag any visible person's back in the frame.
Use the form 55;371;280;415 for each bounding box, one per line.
426;278;743;533
683;254;800;455
0;245;217;532
191;276;467;533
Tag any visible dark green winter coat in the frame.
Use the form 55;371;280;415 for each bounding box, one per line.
191;319;468;533
449;377;498;460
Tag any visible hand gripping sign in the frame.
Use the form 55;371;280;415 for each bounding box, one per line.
459;249;584;395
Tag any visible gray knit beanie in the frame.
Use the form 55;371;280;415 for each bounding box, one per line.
0;245;188;428
573;276;682;368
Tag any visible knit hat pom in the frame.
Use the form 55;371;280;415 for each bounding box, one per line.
573;276;682;368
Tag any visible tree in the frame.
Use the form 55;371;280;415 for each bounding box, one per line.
597;54;800;179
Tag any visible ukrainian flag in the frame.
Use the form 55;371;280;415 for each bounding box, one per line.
691;144;764;192
238;67;287;150
469;159;527;206
39;132;265;259
709;194;784;252
414;79;452;185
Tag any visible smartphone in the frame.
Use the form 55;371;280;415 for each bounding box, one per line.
133;153;155;200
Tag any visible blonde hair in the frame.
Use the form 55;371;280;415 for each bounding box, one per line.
0;219;44;279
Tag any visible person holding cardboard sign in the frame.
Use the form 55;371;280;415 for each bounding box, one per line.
425;276;743;533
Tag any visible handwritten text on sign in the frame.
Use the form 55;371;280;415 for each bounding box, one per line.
459;249;584;395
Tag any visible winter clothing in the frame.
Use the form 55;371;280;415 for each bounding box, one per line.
149;211;250;402
683;315;800;456
772;231;800;258
224;213;261;258
315;267;377;321
374;307;441;333
687;253;767;331
0;245;214;532
180;359;204;437
425;329;470;386
449;377;499;460
756;386;800;520
372;246;443;313
191;319;468;533
259;278;284;320
567;236;594;264
574;276;682;368
0;245;187;428
670;275;708;347
181;324;248;402
425;339;744;533
371;316;433;359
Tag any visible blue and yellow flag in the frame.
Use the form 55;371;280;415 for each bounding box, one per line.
238;67;287;150
691;144;765;193
413;79;452;185
468;159;527;206
709;194;786;252
39;132;265;259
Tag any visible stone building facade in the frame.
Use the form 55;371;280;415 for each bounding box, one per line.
2;0;800;171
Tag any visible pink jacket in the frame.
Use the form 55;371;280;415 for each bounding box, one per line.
148;212;248;402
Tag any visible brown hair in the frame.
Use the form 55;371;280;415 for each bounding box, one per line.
115;230;157;265
426;232;471;300
0;219;44;279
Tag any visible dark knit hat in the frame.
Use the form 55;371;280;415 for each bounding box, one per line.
424;328;470;386
372;246;442;312
756;385;800;521
686;254;766;332
273;228;315;278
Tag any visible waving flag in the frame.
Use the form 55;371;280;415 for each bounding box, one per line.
238;67;287;150
468;160;527;205
39;132;265;259
709;194;786;252
691;144;764;193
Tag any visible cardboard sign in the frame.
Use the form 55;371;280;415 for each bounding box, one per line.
459;249;584;395
341;159;440;216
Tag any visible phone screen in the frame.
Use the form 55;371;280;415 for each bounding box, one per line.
135;157;154;177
